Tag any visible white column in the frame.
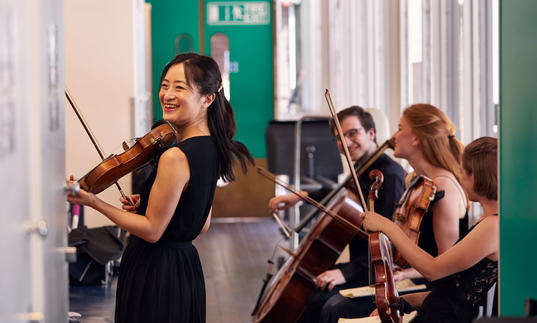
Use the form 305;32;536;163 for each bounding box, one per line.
1;0;68;322
463;0;493;143
300;0;324;113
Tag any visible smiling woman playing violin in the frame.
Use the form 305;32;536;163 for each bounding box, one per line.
363;136;498;322
67;53;253;323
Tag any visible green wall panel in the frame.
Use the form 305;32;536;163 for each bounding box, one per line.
204;0;273;158
146;0;201;120
500;0;537;316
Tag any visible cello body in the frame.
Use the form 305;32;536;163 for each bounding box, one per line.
252;188;364;323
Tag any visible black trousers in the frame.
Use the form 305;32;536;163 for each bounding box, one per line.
319;294;377;323
297;274;369;323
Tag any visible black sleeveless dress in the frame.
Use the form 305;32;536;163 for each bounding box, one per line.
418;190;469;262
411;218;498;323
114;136;219;323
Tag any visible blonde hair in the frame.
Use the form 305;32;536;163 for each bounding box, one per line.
403;104;464;182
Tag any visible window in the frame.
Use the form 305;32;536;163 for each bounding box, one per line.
210;33;230;100
174;33;193;54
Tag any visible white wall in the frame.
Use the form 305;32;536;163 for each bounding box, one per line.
64;0;147;227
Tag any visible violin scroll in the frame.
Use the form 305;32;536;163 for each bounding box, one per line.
368;169;384;205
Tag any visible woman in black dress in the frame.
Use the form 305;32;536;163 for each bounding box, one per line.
363;136;498;322
67;53;253;323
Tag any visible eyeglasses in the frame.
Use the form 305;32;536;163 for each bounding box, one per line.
335;128;364;142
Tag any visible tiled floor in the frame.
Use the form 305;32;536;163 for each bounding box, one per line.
69;218;284;323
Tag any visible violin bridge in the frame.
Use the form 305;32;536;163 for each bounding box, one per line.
393;211;405;222
384;299;392;315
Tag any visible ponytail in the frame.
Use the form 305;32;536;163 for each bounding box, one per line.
208;90;254;182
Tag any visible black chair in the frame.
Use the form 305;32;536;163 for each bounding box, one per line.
266;118;342;191
266;117;344;242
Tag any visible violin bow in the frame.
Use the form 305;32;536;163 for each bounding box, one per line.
65;87;134;206
324;89;368;212
258;167;368;238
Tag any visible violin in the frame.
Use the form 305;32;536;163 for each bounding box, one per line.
78;122;177;194
370;232;401;323
65;87;177;196
368;170;401;323
392;175;436;266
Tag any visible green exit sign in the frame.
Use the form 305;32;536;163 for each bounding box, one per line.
207;1;270;25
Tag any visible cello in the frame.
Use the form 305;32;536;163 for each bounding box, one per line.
254;169;403;323
253;168;366;323
252;90;373;322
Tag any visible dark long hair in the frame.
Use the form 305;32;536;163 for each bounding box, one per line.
160;53;254;181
